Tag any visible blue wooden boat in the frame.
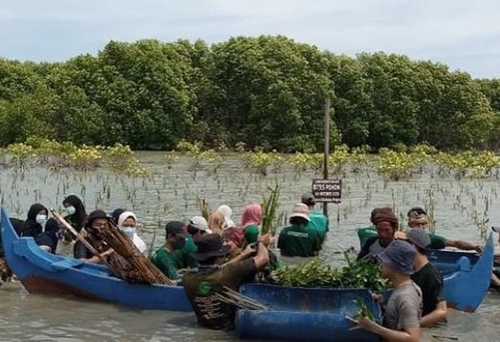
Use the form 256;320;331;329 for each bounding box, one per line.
0;207;192;312
357;227;494;312
236;284;381;342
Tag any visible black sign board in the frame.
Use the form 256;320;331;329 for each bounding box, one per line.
311;179;341;203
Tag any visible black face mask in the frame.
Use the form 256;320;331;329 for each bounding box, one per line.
173;237;187;250
88;227;102;237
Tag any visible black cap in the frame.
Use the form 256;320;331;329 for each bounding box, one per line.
301;193;316;206
192;234;231;261
84;210;108;228
165;221;189;238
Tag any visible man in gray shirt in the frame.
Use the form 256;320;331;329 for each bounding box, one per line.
348;240;422;342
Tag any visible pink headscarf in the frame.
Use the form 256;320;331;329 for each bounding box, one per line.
241;203;262;229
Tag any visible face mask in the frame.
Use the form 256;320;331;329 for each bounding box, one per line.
123;227;136;238
65;205;76;216
36;214;47;225
173;237;186;250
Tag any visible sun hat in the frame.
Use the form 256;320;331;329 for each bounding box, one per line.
189;216;213;234
301;193;316;206
406;228;431;249
289;203;310;221
377;240;416;275
192;234;231;261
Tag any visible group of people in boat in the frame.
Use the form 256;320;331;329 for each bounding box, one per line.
0;194;489;341
351;206;485;341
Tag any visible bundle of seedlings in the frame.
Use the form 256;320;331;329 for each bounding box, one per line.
98;220;173;285
215;286;269;311
270;257;388;292
261;184;281;235
197;197;211;221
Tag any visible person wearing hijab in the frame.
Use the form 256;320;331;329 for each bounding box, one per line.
35;218;60;253
73;210;114;263
216;205;236;229
208;211;226;236
110;208;125;225
117;211;147;254
22;203;49;238
240;204;262;245
62;195;87;232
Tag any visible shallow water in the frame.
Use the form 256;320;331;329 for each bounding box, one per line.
1;152;499;341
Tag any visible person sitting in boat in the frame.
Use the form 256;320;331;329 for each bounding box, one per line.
150;221;191;281
173;216;213;271
73;210;114;263
347;240;421;342
222;227;245;260
406;228;447;327
407;207;482;253
240;203;263;246
117;211;147;254
208;210;226;235
21;203;49;238
62;195;87;233
110;208;125;225
301;193;329;236
35;218;60;254
278;203;323;257
182;233;270;330
216;204;236;229
357;207;399;261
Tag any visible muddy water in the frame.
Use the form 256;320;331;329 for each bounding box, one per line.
1;152;500;341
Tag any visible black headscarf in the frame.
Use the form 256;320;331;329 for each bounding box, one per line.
110;208;125;225
34;218;60;254
63;195;87;232
22;203;48;238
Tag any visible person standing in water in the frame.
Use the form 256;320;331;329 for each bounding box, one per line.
348;240;421;342
357;207;399;260
301;193;329;236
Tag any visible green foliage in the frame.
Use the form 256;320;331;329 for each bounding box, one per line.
271;258;388;292
0;37;498;152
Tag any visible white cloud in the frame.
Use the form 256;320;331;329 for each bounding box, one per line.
0;0;499;77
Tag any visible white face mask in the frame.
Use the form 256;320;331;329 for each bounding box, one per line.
64;205;76;216
36;214;47;225
123;227;136;238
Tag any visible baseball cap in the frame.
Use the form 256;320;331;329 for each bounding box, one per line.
189;216;213;234
377;240;416;275
301;193;316;206
165;221;189;238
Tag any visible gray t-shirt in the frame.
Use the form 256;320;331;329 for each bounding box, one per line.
368;239;386;256
383;280;422;331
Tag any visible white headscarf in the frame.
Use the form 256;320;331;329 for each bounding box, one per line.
217;205;236;229
117;211;147;253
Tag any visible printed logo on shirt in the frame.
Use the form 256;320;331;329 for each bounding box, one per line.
198;281;212;295
287;231;309;238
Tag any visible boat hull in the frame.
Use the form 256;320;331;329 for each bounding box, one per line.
236;283;381;342
1;207;192;312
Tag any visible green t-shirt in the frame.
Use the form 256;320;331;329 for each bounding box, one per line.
357;226;447;250
429;234;446;250
174;237;198;269
244;224;260;244
277;224;323;257
309;210;329;234
150;248;180;280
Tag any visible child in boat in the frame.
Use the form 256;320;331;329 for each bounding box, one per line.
347;240;422;342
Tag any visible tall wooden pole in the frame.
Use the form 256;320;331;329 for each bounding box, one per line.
323;97;331;217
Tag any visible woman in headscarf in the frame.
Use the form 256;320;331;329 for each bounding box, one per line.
216;205;236;229
62;195;87;232
208;211;226;236
240;203;263;245
117;211;147;254
35;218;60;254
73;210;114;263
22;203;49;238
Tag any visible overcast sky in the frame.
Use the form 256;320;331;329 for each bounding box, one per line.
1;0;499;78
